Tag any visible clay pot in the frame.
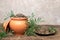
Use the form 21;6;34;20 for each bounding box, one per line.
3;20;10;31
9;17;28;35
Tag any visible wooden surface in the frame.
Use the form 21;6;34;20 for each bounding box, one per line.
1;24;60;40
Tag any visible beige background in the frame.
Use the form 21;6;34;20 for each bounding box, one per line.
0;0;60;25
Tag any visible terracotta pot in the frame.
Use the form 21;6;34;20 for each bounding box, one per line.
3;20;10;31
9;17;28;35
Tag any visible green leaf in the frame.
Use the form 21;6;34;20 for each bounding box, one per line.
4;10;15;20
4;17;9;20
31;13;35;17
10;10;15;17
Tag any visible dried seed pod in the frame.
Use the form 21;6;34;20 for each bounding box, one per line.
16;13;27;18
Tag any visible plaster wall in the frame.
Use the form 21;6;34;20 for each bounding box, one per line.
0;0;60;25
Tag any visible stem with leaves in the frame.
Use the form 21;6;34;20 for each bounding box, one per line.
25;13;43;36
4;10;15;20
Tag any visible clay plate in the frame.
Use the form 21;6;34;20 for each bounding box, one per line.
35;31;56;36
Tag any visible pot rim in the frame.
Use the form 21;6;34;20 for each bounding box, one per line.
11;17;28;20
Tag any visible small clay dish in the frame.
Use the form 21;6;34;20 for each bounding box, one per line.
35;31;56;36
35;26;57;36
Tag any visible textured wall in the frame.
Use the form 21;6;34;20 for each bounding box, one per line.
0;0;60;25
